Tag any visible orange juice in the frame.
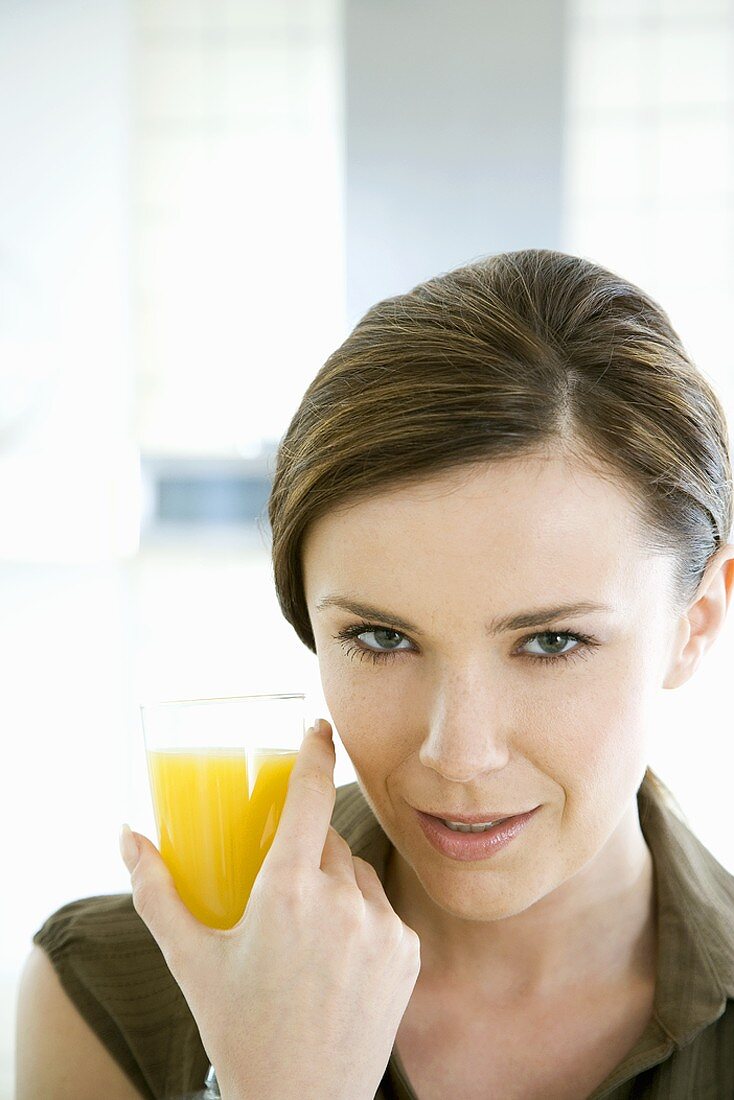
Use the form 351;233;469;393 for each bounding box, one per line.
146;747;298;929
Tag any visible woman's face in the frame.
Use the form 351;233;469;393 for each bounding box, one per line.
301;454;683;921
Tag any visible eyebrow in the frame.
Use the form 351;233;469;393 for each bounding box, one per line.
315;595;616;637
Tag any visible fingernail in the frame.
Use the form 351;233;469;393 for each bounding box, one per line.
119;823;140;873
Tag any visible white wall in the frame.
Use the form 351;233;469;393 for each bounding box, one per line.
344;0;566;322
133;0;346;458
0;3;135;1096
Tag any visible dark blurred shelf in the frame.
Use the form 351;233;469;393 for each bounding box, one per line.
140;451;276;537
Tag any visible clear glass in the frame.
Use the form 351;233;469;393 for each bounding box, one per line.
140;692;306;1099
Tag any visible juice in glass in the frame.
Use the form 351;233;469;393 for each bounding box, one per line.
147;746;298;929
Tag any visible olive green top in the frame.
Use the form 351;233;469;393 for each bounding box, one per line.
33;775;734;1099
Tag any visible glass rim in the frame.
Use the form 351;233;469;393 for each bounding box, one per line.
139;692;305;711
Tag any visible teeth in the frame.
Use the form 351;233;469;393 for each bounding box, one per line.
442;819;503;832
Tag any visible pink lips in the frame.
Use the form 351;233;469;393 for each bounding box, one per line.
415;805;540;862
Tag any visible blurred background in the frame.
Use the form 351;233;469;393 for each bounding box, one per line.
2;0;734;1093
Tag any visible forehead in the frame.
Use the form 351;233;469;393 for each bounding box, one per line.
302;456;669;611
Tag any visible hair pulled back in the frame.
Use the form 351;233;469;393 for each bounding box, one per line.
268;249;732;671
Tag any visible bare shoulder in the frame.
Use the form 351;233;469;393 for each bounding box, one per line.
15;945;145;1100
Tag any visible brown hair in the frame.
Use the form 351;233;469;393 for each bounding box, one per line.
267;249;732;804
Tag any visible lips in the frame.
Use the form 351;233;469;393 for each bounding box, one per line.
415;806;540;861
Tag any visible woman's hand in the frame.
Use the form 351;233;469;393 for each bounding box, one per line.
119;719;422;1100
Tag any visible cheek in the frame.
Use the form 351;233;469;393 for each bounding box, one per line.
318;654;408;775
529;651;655;821
319;645;409;726
320;653;369;722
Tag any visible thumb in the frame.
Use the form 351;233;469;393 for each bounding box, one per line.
119;824;207;971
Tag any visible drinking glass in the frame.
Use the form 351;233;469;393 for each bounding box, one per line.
140;692;306;1099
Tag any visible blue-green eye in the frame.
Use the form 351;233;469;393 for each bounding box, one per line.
334;622;410;663
336;624;412;662
521;631;582;659
358;627;411;651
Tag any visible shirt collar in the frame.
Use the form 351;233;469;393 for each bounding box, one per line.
638;777;734;1041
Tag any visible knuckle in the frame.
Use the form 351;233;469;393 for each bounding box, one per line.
258;864;310;910
306;776;334;796
368;911;395;941
130;878;155;922
329;827;353;854
380;913;416;951
402;923;420;947
401;928;422;969
353;855;381;883
298;768;335;795
334;884;366;925
382;913;408;947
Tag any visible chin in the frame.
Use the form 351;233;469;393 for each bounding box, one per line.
429;882;530;922
425;848;567;915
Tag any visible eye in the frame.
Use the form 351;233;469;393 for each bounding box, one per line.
518;631;594;665
334;621;414;664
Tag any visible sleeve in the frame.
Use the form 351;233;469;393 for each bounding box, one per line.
32;893;210;1100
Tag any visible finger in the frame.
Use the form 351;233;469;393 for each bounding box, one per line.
320;825;358;884
351;855;398;912
266;720;337;870
121;827;208;974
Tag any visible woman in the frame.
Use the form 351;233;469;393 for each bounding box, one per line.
17;250;734;1099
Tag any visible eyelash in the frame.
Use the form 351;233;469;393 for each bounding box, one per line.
333;620;600;668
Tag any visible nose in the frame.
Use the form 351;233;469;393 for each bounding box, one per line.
418;662;512;782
